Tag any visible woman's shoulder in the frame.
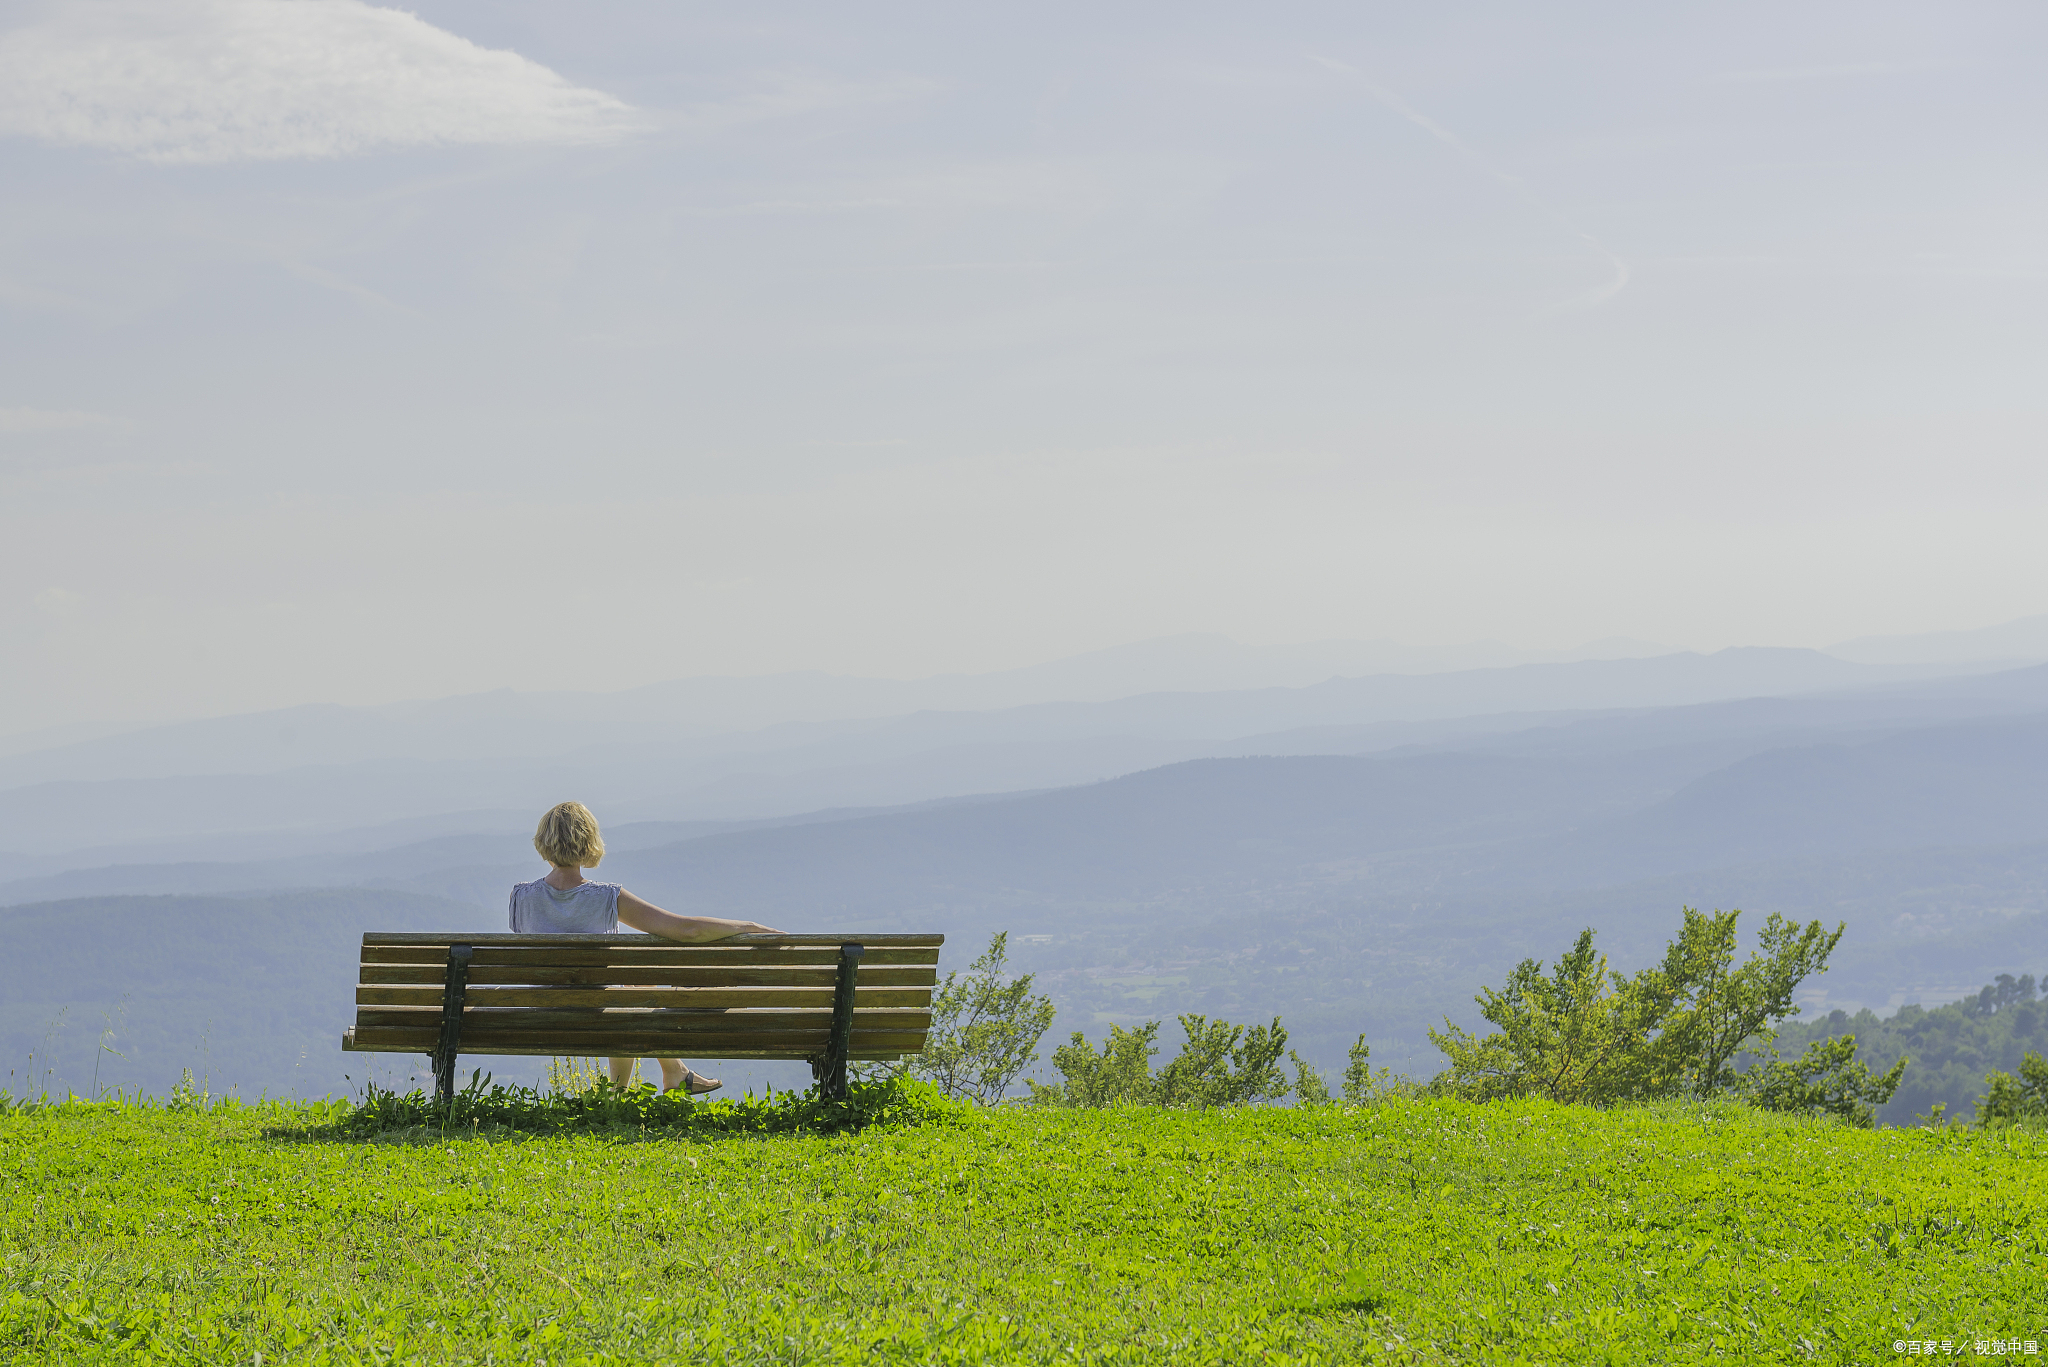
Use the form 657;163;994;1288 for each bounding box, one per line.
510;877;618;894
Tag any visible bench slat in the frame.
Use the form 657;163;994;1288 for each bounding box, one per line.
362;932;943;947
347;1021;926;1043
346;1017;925;1041
360;945;942;968
358;964;939;989
356;985;932;1010
353;1006;932;1030
344;1030;927;1051
343;1031;919;1059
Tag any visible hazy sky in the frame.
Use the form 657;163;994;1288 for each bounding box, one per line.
4;0;2044;730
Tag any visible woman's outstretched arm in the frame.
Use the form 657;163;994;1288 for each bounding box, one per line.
616;888;781;941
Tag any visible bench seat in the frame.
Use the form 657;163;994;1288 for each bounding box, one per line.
341;932;943;1101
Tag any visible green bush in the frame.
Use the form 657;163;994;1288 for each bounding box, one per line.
1429;925;1677;1104
1289;1048;1333;1105
1030;1021;1161;1106
1031;1013;1296;1108
1153;1015;1290;1107
282;1070;967;1140
1734;1034;1907;1127
1977;1050;2048;1127
1340;1034;1426;1104
896;931;1057;1104
1428;908;1902;1123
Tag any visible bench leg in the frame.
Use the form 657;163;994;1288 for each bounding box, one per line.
815;942;865;1102
431;944;474;1107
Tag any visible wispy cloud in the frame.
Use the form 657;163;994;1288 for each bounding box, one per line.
1310;55;1631;312
0;0;643;164
0;407;125;434
669;72;941;139
1714;62;1911;85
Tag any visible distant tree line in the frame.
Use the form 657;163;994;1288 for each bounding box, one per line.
1774;972;2048;1126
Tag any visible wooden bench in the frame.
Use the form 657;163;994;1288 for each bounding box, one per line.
341;932;944;1103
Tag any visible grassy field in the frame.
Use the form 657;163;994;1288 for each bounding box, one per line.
3;1093;2045;1364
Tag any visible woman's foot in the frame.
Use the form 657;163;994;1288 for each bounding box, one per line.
663;1067;722;1096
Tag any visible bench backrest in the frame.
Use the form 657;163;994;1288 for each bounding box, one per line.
345;933;943;1071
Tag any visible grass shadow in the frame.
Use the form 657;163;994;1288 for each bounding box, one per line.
1285;1291;1388;1316
1278;1270;1389;1317
258;1075;970;1145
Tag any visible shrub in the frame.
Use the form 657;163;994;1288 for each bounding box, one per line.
1153;1015;1290;1107
1977;1050;2048;1127
1341;1034;1424;1104
1652;907;1846;1099
285;1070;965;1140
1429;908;1863;1114
1428;927;1673;1104
1031;1014;1296;1108
1290;1050;1332;1106
1030;1022;1161;1107
905;931;1058;1104
1735;1034;1906;1127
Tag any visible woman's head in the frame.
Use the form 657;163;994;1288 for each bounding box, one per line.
534;801;605;869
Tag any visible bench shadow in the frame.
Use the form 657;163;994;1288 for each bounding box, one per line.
257;1120;753;1148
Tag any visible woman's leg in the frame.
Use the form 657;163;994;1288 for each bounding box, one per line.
608;1057;639;1088
656;1059;721;1093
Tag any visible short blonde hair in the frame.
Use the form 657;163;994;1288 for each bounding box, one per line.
534;801;605;868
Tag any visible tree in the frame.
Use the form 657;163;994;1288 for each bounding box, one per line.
1154;1015;1291;1108
1977;1050;2048;1126
906;932;1058;1104
1650;908;1845;1098
1031;1014;1296;1108
1290;1050;1332;1106
1430;910;1852;1108
1029;1022;1160;1107
1735;1034;1907;1127
1429;929;1676;1104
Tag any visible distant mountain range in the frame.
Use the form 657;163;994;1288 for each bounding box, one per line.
1;647;2024;859
1827;611;2048;665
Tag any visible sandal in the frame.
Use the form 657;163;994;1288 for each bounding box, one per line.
664;1067;722;1096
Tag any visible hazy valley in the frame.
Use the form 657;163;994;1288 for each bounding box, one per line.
8;627;2048;1111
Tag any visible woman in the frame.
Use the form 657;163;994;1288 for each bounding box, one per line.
511;800;781;1095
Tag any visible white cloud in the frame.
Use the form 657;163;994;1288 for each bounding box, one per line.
0;407;124;433
0;0;641;163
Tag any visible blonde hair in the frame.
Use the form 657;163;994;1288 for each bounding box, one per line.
534;801;605;868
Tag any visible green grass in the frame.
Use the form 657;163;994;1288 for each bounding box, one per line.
4;1093;2046;1364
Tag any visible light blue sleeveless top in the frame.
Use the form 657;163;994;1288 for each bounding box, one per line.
508;877;621;933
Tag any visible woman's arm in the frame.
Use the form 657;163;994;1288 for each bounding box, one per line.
616;888;782;941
